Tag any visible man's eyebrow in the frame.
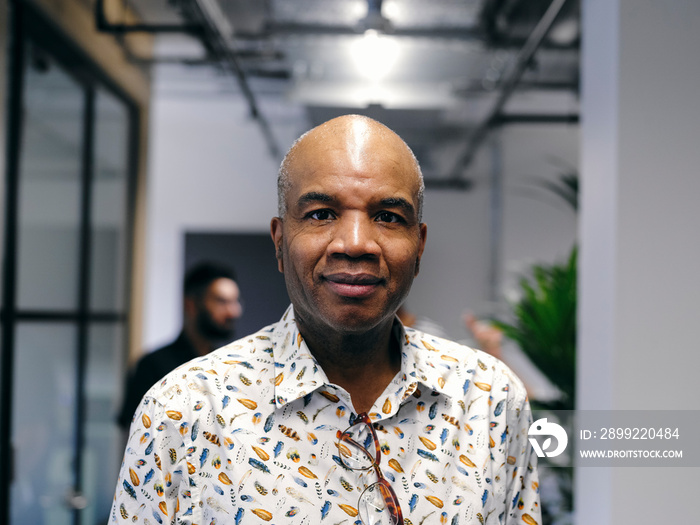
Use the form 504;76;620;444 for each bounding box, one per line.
379;197;416;216
297;191;334;207
296;193;416;215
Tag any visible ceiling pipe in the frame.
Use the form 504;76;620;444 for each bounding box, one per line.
423;178;473;191
494;113;579;124
448;0;572;180
172;0;282;159
480;0;580;47
234;25;576;50
453;80;579;96
96;0;282;159
117;50;284;67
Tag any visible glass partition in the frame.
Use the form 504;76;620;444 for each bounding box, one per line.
15;42;84;312
81;322;126;525
10;323;77;525
90;89;130;313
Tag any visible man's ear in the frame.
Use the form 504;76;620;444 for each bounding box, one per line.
270;217;284;273
184;296;197;321
414;223;427;277
413;222;428;277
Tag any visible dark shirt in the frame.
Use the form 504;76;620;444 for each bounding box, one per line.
117;332;198;430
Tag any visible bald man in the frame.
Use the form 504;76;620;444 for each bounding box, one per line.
111;116;541;525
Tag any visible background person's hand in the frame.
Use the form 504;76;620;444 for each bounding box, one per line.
463;312;503;360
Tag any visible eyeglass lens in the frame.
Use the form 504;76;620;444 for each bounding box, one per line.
359;481;400;525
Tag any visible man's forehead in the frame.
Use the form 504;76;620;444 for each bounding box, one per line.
287;163;419;207
207;278;238;295
293;116;409;162
289;129;417;184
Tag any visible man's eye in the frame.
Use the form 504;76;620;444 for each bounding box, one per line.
308;209;334;220
376;212;403;223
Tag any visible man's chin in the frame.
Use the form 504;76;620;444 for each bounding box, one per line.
216;328;236;342
293;298;398;338
322;309;394;336
201;325;236;343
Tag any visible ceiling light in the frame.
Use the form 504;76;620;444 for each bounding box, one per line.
351;30;400;81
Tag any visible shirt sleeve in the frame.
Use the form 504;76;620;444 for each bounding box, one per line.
111;388;192;524
504;388;542;525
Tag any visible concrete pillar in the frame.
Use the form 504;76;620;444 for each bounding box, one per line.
578;0;700;523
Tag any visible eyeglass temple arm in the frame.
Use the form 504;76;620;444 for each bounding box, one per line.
340;435;377;464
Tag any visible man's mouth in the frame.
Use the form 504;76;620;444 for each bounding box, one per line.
324;273;383;298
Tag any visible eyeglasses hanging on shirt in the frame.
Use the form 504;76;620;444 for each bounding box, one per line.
338;412;405;525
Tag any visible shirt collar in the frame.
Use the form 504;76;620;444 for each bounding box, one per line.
271;305;464;411
271;305;329;408
400;324;468;403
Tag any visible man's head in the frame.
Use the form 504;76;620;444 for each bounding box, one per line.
270;114;427;337
277;117;425;221
183;262;242;342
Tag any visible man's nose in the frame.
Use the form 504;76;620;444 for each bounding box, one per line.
328;213;381;258
227;300;243;318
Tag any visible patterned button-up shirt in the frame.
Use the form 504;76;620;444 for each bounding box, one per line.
111;306;541;525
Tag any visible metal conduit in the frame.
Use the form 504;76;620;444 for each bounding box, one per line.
184;0;281;158
448;0;572;180
95;0;282;159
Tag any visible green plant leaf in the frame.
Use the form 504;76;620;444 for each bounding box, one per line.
494;246;577;408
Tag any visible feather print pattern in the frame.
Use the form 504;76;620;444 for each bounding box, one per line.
110;305;540;525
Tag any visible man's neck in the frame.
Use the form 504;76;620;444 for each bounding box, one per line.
296;317;402;414
183;325;216;357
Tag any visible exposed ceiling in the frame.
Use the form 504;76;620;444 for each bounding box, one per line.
100;0;580;183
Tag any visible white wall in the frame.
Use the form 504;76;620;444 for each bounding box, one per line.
408;186;491;339
577;0;700;523
500;124;579;276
